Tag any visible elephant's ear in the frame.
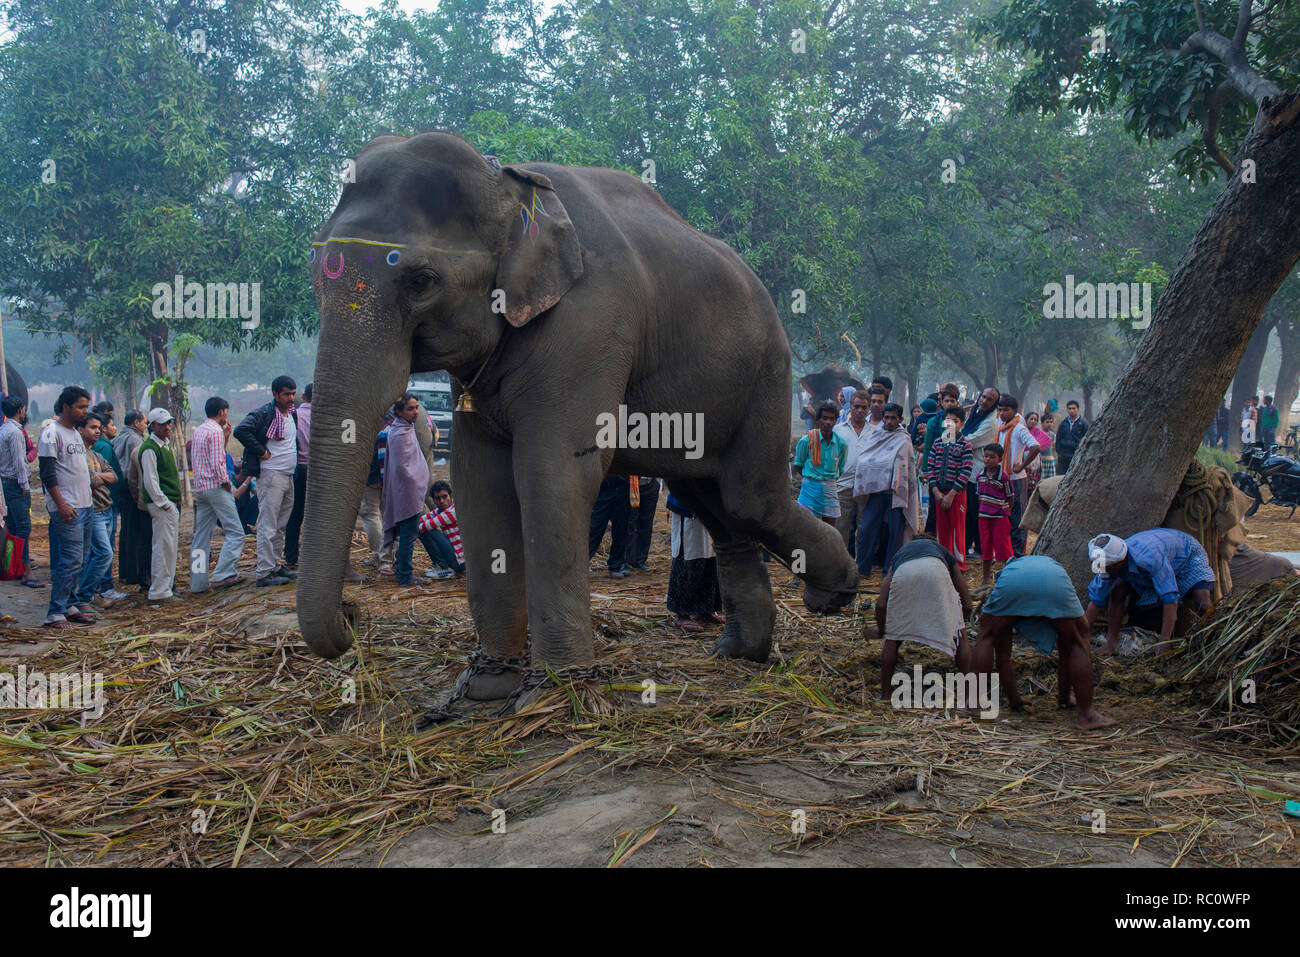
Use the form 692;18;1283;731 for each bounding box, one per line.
496;166;584;327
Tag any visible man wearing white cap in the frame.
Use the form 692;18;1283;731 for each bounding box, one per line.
138;408;183;603
1084;529;1214;655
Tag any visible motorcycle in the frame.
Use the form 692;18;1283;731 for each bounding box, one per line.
1232;443;1300;518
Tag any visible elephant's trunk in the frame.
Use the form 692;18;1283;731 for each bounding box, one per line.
296;318;412;658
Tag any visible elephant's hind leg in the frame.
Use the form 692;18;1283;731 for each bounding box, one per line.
755;499;859;614
668;479;775;662
707;461;858;614
713;389;858;614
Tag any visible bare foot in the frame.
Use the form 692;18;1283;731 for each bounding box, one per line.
1099;640;1119;656
675;617;703;633
1150;640;1174;655
1008;698;1028;712
1075;708;1115;730
698;612;724;624
1058;689;1077;709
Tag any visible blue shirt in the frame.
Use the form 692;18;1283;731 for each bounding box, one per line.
1088;528;1214;608
793;430;848;482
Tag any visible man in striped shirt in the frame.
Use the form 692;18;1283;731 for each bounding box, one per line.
190;397;246;592
417;480;464;578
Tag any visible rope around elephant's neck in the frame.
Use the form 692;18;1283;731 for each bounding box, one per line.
458;328;507;400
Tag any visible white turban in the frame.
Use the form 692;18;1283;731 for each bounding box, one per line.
1088;533;1128;574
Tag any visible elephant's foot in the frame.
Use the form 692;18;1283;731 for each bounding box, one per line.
712;622;772;661
456;647;528;700
800;548;859;614
462;666;523;701
711;546;776;662
802;581;857;614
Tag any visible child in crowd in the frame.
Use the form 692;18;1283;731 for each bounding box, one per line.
923;406;973;569
977;444;1014;585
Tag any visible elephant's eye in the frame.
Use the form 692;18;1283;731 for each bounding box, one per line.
404;270;440;295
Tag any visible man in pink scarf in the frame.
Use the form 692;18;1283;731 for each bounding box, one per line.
852;403;918;576
382;393;432;587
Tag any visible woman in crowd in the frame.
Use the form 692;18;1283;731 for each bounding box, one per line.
665;493;722;632
1038;412;1058;479
382;393;433;588
1024;411;1054;492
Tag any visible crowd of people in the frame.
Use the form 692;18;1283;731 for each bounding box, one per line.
0;380;464;629
797;379;1090;582
2;374;1225;728
793;379;1223;729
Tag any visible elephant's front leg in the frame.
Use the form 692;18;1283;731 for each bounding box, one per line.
513;440;607;670
453;421;530;699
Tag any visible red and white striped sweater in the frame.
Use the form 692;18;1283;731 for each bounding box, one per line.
418;505;463;561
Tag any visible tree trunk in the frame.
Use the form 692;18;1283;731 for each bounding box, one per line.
1228;317;1274;451
904;346;920;415
1274;318;1300;435
1037;93;1300;593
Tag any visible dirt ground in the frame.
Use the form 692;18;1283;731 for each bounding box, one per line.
2;479;1298;868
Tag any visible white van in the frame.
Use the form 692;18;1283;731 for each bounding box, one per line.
408;373;453;451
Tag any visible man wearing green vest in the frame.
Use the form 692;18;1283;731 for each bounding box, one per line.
139;408;183;603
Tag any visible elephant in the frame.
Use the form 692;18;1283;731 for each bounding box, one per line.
298;130;859;698
798;363;865;424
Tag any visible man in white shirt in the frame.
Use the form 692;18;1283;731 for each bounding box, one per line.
961;387;1000;557
38;386;94;627
233;376;298;586
832;389;879;555
995;394;1040;558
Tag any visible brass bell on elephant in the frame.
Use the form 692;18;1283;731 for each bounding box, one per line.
454;389;476;413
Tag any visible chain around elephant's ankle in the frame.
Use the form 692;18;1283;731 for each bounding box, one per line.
416;648;529;728
492;662;607;716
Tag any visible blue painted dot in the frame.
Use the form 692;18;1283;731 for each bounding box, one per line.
386;250;401;266
308;247;316;262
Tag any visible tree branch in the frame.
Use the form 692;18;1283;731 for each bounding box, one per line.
1232;0;1253;48
1181;29;1283;105
1203;81;1245;174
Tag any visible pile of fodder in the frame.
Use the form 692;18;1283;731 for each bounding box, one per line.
1178;576;1300;746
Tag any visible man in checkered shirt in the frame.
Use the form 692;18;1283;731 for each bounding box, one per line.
190;396;246;592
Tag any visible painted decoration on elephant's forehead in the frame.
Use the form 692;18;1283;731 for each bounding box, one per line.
311;237;408;278
519;189;548;240
310;236;490;275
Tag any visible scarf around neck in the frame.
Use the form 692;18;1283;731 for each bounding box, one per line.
267;404;288;442
997;414;1021;454
962;401;995;437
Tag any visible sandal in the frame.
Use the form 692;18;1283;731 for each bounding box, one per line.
22;578;45;588
675;617;704;633
67;612;99;624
